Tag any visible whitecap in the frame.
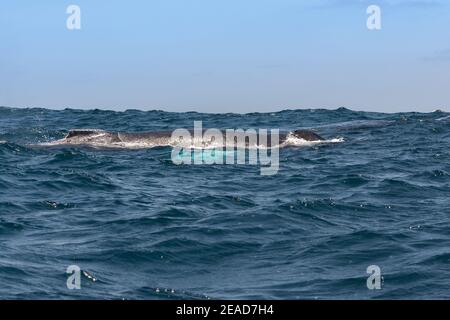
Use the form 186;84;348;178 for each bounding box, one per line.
282;133;344;147
436;115;450;121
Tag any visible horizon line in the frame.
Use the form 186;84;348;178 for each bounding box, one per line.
1;105;448;115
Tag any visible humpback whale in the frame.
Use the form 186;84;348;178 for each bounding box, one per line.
47;128;326;148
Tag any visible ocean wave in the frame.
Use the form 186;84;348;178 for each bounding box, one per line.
1;106;450;299
436;115;450;121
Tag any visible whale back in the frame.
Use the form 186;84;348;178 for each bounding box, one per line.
58;128;326;147
65;129;107;139
64;129;121;144
292;130;324;141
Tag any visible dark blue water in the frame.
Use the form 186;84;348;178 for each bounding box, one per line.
1;106;449;299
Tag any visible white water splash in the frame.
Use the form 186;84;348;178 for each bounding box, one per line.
281;133;344;147
40;139;169;149
436;115;450;121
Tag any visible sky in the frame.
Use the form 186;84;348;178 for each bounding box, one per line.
0;0;449;113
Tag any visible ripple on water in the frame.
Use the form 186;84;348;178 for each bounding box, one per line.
1;107;450;299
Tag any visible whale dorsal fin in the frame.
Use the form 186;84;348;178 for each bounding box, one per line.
292;130;324;141
65;129;106;139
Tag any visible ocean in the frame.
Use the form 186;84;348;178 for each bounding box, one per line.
0;106;449;299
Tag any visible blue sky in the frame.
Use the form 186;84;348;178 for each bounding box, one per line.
1;0;449;113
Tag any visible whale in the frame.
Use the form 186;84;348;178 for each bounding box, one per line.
45;128;326;149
